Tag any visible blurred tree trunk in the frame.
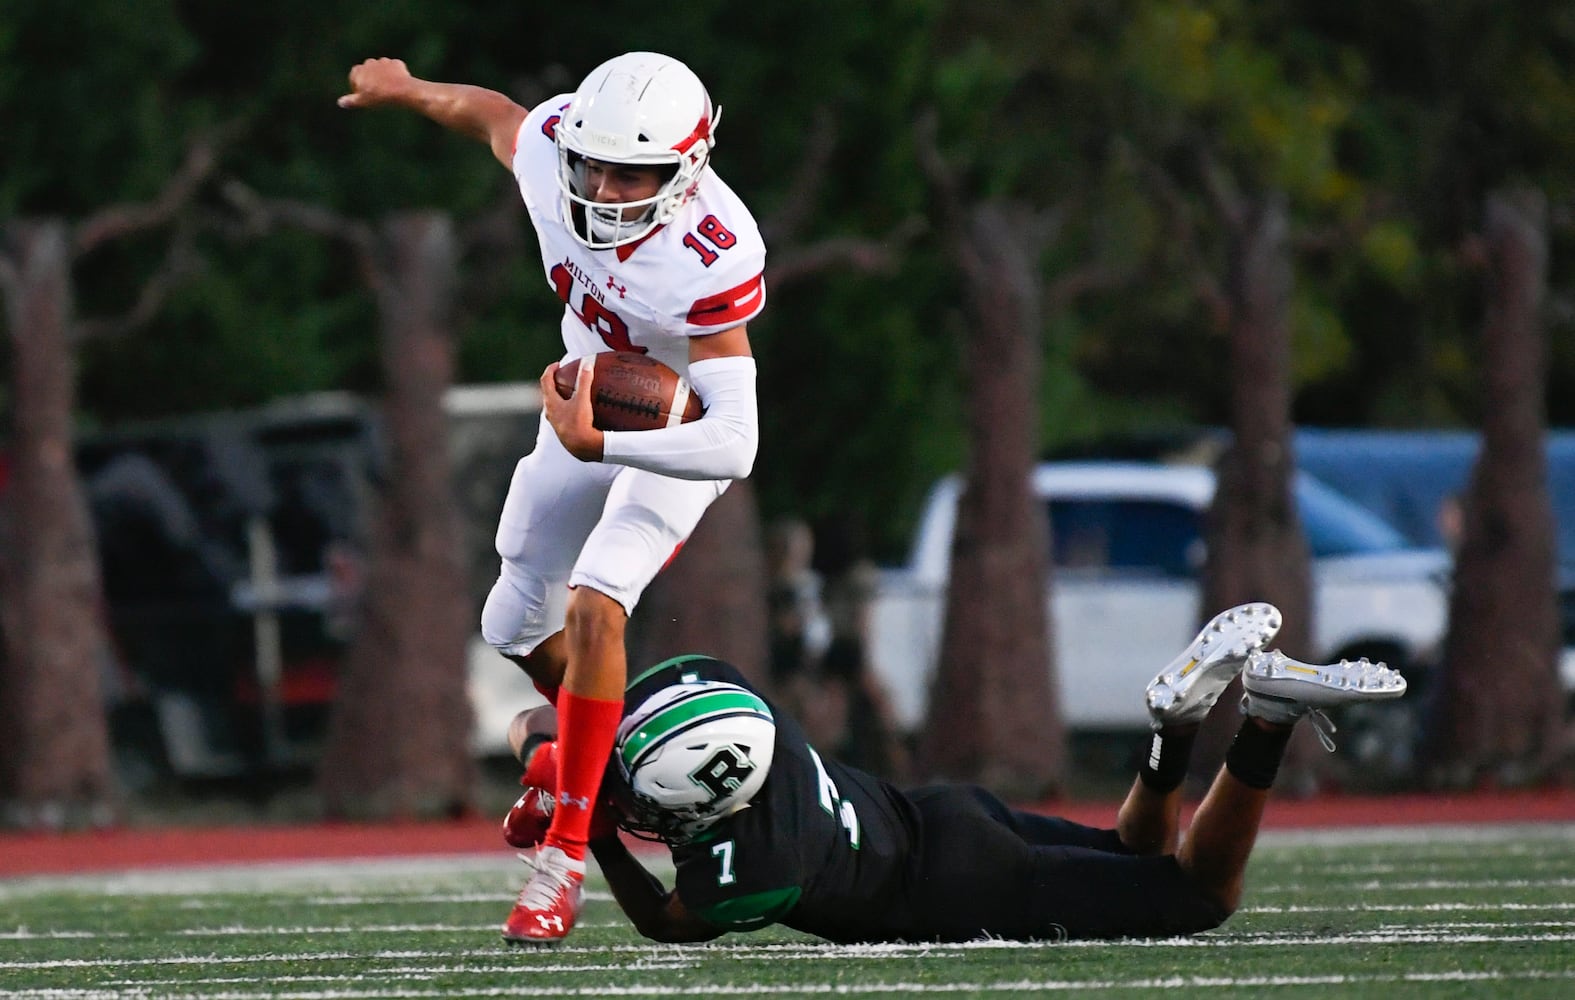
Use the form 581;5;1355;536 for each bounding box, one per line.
1196;189;1320;793
630;479;771;686
0;147;210;828
1425;188;1563;787
0;220;117;829
919;200;1061;798
318;213;475;819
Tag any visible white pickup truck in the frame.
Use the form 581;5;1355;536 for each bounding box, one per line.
866;462;1456;768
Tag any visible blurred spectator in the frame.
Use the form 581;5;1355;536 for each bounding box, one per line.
1435;492;1464;553
766;517;908;781
821;559;909;780
766;518;831;685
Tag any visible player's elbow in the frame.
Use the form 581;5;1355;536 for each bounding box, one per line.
633;892;727;943
633;915;722;944
633;920;683;943
674;414;756;480
711;422;757;480
630;915;670;941
688;355;758;479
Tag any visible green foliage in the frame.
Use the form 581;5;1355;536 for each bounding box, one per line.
1129;1;1359;205
1360;222;1422;288
0;0;206;214
6;0;1575;556
1285;0;1575;423
1289;291;1351;383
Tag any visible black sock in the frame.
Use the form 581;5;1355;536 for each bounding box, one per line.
1225;719;1294;790
1138;726;1197;793
518;733;553;771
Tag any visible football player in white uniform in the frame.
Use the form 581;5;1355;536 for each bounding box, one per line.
339;51;766;943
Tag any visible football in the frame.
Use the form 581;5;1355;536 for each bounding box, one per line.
553;351;703;432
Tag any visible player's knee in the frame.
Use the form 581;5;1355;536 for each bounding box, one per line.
1206;887;1239;922
513;639;567;691
1153;858;1236;935
1199;899;1233;933
481;562;560;649
1201;893;1235;927
1184;876;1239;927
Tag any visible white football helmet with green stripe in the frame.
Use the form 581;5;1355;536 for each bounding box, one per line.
614;680;775;842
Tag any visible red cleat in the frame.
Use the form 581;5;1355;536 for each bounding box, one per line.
502;785;555;849
501;845;586;944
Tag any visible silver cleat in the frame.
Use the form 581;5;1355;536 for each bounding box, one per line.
1145;602;1283;728
1241;650;1408;751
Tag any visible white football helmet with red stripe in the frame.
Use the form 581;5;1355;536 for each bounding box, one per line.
555;52;721;249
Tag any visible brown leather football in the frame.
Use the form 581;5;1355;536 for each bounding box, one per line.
553;352;703;432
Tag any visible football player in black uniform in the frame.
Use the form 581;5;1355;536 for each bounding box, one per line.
501;602;1406;943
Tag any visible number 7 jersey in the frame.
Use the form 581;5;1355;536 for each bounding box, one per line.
511;99;768;379
622;656;922;944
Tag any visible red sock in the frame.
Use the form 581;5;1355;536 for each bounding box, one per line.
522;739;558;790
544;691;623;861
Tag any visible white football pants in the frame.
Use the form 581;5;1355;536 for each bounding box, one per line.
480;413;728;657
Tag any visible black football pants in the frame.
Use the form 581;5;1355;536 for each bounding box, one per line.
900;784;1229;941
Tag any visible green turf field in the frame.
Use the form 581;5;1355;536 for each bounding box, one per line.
3;824;1572;999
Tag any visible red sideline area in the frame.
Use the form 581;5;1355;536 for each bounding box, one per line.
3;789;1572;878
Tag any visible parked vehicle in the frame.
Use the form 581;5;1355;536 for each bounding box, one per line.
1294;428;1575;709
35;384;545;786
866;461;1458;778
1294;428;1575;565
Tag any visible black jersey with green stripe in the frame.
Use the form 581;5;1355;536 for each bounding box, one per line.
621;655;922;942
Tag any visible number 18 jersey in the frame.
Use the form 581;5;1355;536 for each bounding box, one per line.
511;99;768;378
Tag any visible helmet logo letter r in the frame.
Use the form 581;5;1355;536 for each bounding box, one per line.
693;746;755;799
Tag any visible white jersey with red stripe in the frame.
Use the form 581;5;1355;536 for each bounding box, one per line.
512;97;767;377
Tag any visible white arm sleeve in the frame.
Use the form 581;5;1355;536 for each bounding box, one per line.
600;355;759;481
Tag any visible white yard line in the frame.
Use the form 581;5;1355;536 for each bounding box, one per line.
4;924;1575;971
5;970;1575;999
3;827;1570;1000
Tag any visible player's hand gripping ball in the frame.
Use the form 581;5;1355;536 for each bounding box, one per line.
553;352;703;432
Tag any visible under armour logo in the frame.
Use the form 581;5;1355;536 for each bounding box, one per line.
606;276;627;298
558;791;592;811
536;914;565;932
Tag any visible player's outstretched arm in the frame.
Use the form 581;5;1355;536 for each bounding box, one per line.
338;57;527;168
589;836;723;943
